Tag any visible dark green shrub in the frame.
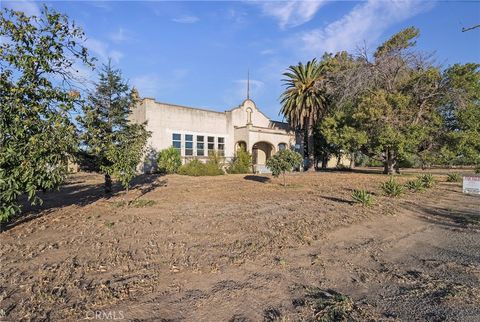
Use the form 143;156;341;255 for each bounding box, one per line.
446;173;462;182
351;189;374;206
156;147;181;174
405;179;425;192
227;149;252;174
475;165;479;174
381;176;404;197
178;153;224;176
418;173;435;188
266;149;303;186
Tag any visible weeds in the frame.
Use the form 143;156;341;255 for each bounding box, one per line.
351;190;374;206
305;288;355;322
446;173;461;182
110;199;156;208
381;176;404;197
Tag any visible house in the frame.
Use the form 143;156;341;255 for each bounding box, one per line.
130;97;300;173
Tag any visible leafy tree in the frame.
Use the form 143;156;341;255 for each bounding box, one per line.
324;27;444;174
227;148;252;174
156;147;182;174
280;59;328;171
0;7;93;223
319;109;368;169
266;149;303;187
438;63;480;166
103;124;149;192
77;62;149;193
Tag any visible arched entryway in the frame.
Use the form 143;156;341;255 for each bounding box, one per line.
252;141;274;165
235;141;247;152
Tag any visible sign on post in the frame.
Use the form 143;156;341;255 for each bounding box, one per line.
463;176;480;194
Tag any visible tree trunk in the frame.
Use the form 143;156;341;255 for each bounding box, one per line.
349;153;355;169
383;149;396;174
306;116;315;172
321;155;328;169
105;174;112;194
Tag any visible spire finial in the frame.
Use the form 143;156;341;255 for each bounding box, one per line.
247;69;250;100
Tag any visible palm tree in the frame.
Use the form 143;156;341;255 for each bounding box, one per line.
280;59;327;171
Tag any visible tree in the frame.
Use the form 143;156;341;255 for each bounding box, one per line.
156;147;182;174
438;63;480;166
319;109;368;169
325;27;445;174
0;7;93;223
77;62;149;193
280;59;328;171
266;149;303;187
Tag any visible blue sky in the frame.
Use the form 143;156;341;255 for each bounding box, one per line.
4;0;480;120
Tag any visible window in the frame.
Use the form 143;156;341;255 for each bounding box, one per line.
172;133;181;153
217;137;225;156
278;143;287;151
208;136;215;155
185;134;193;156
197;135;204;156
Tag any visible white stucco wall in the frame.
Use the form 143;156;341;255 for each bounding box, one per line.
130;97;299;172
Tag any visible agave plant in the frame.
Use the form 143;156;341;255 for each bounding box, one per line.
352;189;374;206
418;173;435;188
446;173;461;182
405;179;425;192
381;176;404;197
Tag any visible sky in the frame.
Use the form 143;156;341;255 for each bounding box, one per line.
3;0;480;120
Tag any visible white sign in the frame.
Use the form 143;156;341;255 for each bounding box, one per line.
463;176;480;194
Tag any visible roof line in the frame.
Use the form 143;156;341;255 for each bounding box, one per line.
142;98;226;115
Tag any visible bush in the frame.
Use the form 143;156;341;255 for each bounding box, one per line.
381;176;404;197
227;149;252;174
351;189;374;206
418;173;435;188
475;165;480;174
156;147;182;174
446;173;462;182
178;153;224;176
405;179;425;192
266;149;303;186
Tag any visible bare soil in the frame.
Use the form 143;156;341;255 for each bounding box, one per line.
1;168;479;321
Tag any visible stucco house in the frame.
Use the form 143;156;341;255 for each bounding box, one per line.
130;97;300;173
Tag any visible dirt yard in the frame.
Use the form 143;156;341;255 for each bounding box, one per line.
1;169;479;321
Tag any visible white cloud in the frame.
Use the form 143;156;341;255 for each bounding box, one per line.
85;38;123;64
172;15;199;24
131;69;189;98
108;27;133;43
3;0;40;17
256;1;327;29
298;0;435;56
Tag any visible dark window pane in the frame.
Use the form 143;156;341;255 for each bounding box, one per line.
185;134;193;141
218;143;224;150
173;141;181;149
197;149;204;156
208;136;214;143
185;149;193;156
197;135;204;142
172;133;181;141
185;142;193;149
208;143;215;150
218;137;224;143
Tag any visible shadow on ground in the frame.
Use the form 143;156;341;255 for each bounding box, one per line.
3;173;166;232
243;175;271;183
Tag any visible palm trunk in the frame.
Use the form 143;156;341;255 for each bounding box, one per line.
306;116;315;172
